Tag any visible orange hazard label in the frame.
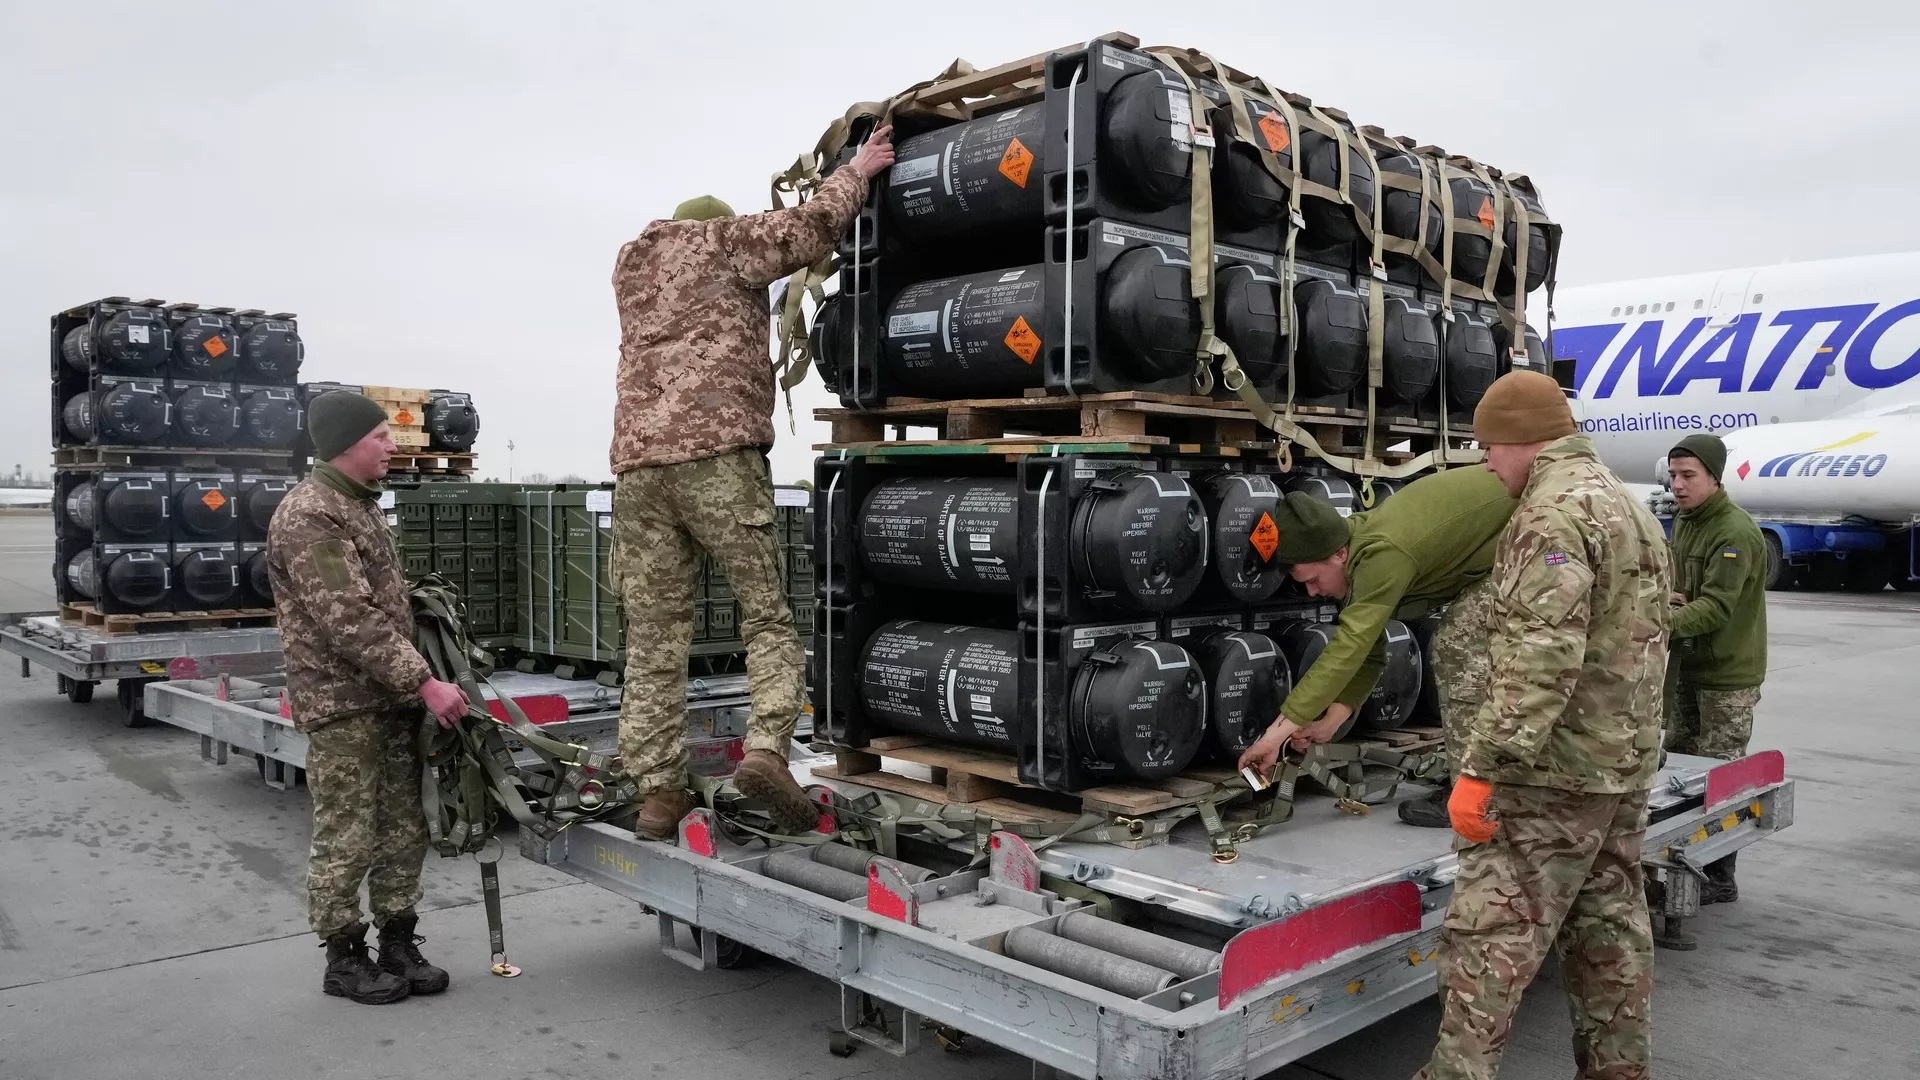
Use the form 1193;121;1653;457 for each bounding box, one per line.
203;336;228;358
1257;112;1290;155
998;138;1034;188
1249;512;1279;563
1003;316;1041;363
201;489;228;512
1476;196;1496;230
395;409;416;426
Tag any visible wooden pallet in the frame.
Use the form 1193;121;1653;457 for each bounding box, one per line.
388;451;477;474
53;445;300;469
811;735;1236;821
816;391;1477;464
60;603;275;635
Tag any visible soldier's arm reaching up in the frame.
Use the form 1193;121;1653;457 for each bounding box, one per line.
715;126;895;289
1459;506;1593;777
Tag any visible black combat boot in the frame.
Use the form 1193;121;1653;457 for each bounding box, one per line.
376;913;451;994
323;924;412;1004
1700;854;1739;906
1397;785;1453;828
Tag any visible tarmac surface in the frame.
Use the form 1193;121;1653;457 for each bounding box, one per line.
1;510;1917;1079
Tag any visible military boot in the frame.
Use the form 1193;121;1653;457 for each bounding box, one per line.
635;787;694;841
1397;785;1453;828
323;924;412;1004
733;749;822;833
376;914;451;995
1701;854;1739;905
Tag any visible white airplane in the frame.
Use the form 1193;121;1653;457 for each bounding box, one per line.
1553;251;1920;524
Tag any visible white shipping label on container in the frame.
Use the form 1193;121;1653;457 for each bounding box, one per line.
585;490;614;514
888;311;940;337
1166;90;1192;128
890;155;938;185
128;325;149;344
378;491;396;509
774;487;811;508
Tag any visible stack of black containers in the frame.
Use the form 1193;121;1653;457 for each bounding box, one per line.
805;41;1543;793
52;298;305;618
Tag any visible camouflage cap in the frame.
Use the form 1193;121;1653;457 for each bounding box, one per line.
1271;491;1351;564
672;195;736;221
1670;432;1727;482
1473;370;1576;445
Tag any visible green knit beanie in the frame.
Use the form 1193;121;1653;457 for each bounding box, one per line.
1670;433;1728;483
673;195;736;222
308;391;390;461
1271;491;1351;564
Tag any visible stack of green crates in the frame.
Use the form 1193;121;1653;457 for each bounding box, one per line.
387;482;521;646
511;484;813;664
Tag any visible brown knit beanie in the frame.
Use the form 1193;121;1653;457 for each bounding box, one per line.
1473;371;1577;445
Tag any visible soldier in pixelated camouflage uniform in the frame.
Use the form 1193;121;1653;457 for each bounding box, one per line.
608;127;896;839
269;392;471;1005
1414;371;1672;1080
1235;468;1517;829
1662;432;1768;904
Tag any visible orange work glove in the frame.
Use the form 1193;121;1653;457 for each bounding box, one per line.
1448;776;1499;843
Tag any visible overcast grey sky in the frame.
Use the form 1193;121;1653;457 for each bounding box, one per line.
6;2;1919;485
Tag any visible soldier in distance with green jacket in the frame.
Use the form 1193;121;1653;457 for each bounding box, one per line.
1664;432;1769;904
1236;467;1518;827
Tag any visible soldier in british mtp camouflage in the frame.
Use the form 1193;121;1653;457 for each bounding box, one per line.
1414;371;1673;1080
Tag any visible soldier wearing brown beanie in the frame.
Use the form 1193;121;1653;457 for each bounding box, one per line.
1415;370;1673;1080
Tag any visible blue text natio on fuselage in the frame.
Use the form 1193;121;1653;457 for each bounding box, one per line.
1556;300;1920;398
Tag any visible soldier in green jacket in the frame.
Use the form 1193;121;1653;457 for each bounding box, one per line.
1237;469;1518;828
1415;371;1671;1080
1664;432;1769;904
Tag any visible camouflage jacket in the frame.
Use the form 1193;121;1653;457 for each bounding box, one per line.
609;166;868;473
1459;436;1673;794
267;463;430;732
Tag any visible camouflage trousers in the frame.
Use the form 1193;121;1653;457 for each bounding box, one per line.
1415;785;1654;1080
1429;576;1498;778
305;708;428;939
612;447;806;796
1666;680;1759;761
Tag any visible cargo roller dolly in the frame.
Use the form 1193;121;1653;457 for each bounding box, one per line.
141;670;758;790
524;749;1793;1079
0;610;284;728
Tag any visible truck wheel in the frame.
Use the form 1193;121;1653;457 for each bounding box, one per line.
1807;556;1846;593
117;679;153;729
1762;533;1787;591
1842;552;1891;593
66;679;95;704
688;926;757;970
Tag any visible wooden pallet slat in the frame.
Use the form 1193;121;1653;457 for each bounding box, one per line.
60;603;276;635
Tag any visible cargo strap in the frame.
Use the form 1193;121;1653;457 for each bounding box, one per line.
412;578;635;976
1147;50;1474;481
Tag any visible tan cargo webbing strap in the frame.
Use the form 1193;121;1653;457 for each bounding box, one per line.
1467;161;1508;310
1351;132;1389;499
1280;94;1349;210
1316;105;1377;247
1426;148;1458;462
1430;156;1493;306
1507;173;1563;378
772;251;840;432
1148;50;1229;397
